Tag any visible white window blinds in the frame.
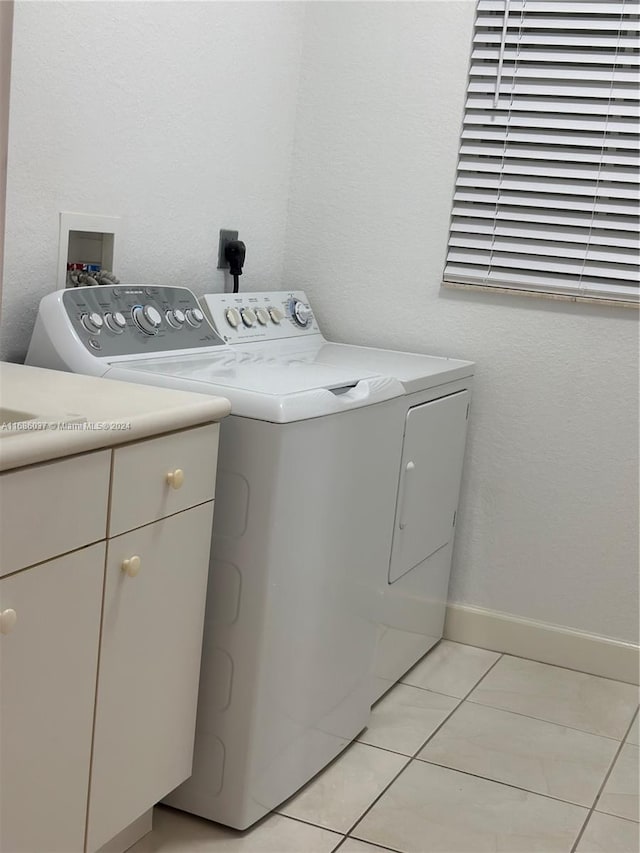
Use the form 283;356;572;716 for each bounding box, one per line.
444;0;640;304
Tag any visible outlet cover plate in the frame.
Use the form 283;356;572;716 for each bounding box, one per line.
217;229;239;270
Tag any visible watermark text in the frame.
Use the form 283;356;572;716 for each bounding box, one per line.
1;420;133;433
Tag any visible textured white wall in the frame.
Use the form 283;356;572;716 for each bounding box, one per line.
284;1;639;643
1;0;305;361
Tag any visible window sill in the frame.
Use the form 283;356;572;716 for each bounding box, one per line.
441;281;639;310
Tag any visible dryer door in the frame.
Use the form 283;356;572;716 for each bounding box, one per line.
389;390;469;584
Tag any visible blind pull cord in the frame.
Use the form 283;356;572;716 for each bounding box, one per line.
494;0;511;107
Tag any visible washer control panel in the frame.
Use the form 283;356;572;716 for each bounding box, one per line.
201;291;320;343
61;285;225;356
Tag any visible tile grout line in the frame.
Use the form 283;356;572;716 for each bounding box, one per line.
355;739;416;760
413;757;592;811
397;643;639;700
276;811;346;839
341;654;506;843
404;646;639;690
330;832;404;853
396;680;471;702
569;706;639;853
464;697;637;742
502;650;640;687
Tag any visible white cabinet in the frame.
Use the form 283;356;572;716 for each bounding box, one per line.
86;503;214;851
0;423;220;853
389;391;470;584
0;544;105;853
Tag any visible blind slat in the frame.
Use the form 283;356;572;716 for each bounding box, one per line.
472;48;640;66
446;249;639;281
469;64;639;83
466;96;640;116
461;127;640;149
450;204;639;232
469;81;640;100
463;113;636;133
476;14;640;30
453;188;637;215
474;32;639;49
455;174;640;199
458;158;640;183
477;1;640;13
459;142;640;165
448;235;639;265
449;218;639;249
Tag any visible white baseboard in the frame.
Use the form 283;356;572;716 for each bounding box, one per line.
444;603;639;685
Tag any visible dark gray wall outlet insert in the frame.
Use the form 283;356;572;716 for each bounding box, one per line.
218;229;239;269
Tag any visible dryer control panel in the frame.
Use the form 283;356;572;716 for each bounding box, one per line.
201;291;321;344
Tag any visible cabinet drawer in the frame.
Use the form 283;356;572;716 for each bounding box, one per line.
0;451;110;577
108;423;219;536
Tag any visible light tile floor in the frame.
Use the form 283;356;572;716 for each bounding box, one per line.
130;641;639;853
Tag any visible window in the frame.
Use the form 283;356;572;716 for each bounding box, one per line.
444;0;639;305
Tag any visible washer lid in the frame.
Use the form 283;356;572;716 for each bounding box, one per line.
105;350;403;422
239;340;475;394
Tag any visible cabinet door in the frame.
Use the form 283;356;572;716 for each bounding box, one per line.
86;503;214;852
389;391;469;584
0;544;105;853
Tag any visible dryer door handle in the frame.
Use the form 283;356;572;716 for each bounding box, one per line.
398;461;415;530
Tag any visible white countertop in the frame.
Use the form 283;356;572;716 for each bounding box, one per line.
0;362;231;471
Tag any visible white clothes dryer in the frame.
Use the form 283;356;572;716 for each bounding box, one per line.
201;292;475;703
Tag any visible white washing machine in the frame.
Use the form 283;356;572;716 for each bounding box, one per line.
26;284;474;831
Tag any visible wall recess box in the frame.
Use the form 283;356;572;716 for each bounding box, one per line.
57;212;121;289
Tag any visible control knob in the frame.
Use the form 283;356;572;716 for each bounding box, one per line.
225;308;241;328
290;299;312;328
256;307;270;326
81;312;104;334
166;309;186;328
241;308;257;327
105;312;126;333
185;307;204;327
132;304;162;335
269;307;284;324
